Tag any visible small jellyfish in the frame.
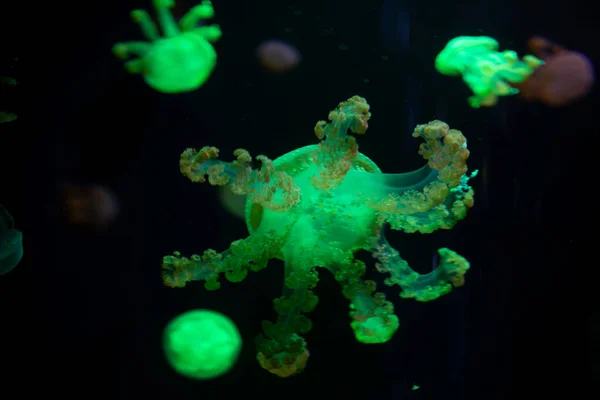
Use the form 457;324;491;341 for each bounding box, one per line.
512;36;595;107
256;40;301;73
113;0;222;93
62;184;119;229
0;205;23;275
162;309;242;379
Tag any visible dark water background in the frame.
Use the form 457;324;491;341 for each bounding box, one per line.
1;0;595;398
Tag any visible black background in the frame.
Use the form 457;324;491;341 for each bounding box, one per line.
1;0;595;398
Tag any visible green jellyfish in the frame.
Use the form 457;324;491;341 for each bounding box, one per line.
0;205;23;275
113;0;222;93
435;36;544;107
163;309;242;379
161;96;474;377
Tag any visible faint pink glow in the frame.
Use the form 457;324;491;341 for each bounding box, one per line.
256;40;301;73
513;36;594;107
63;184;119;229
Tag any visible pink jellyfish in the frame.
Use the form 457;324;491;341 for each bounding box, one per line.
62;184;120;229
512;36;595;107
256;40;301;73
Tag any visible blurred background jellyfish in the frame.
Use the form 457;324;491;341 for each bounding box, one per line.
256;39;301;73
0;205;23;275
162;309;242;380
512;36;595;107
112;0;222;93
62;184;120;230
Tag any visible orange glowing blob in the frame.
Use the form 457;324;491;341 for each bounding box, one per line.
512;36;594;107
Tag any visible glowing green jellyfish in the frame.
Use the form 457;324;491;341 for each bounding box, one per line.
162;96;475;377
113;0;222;93
163;309;242;379
435;36;544;107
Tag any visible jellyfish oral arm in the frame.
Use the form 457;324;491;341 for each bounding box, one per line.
373;234;469;302
179;146;300;212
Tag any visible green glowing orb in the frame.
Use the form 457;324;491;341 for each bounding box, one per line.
163;309;242;379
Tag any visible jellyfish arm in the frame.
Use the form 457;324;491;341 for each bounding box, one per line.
368;120;476;234
179;146;300;212
161;146;302;289
255;243;317;378
373;235;470;301
310;95;371;190
161;231;283;290
363;120;476;300
330;257;400;344
163;146;310;377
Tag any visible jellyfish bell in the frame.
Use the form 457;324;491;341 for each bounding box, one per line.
513;37;595;107
62;184;120;229
256;40;301;73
